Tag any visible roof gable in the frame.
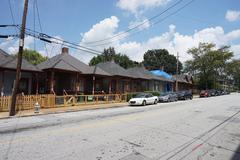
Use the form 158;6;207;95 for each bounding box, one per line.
37;53;92;74
0;56;41;72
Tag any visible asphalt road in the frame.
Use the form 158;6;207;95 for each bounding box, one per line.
0;93;240;160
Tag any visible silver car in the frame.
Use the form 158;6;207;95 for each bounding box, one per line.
158;92;178;102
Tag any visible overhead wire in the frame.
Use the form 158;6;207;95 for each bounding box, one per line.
90;0;196;48
33;0;36;50
24;31;101;56
23;27;103;54
35;0;50;57
82;0;185;45
4;0;195;57
7;0;18;34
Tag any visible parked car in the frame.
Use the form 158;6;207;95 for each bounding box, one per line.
199;90;210;97
177;90;193;100
215;90;222;96
225;90;231;95
158;92;178;102
129;93;158;106
209;89;217;96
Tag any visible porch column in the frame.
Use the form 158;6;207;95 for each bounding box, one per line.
76;73;80;93
92;75;95;95
36;73;39;94
116;79;119;94
108;78;112;94
0;70;4;96
50;71;54;94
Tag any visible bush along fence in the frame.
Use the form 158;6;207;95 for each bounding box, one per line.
0;93;128;112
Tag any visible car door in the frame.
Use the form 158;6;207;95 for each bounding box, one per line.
144;94;150;104
148;94;155;104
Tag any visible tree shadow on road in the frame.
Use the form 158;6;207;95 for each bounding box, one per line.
231;144;240;160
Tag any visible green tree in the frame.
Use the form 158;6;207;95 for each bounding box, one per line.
143;49;182;74
89;47;138;69
14;49;48;65
185;43;233;90
226;59;240;90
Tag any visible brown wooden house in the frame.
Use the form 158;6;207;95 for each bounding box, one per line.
127;66;174;92
37;47;110;95
173;74;194;91
96;61;135;94
0;49;41;96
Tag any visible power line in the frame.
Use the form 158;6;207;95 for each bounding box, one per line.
82;0;185;45
33;0;36;50
35;0;49;56
25;31;101;56
7;0;18;34
90;0;195;47
23;27;103;54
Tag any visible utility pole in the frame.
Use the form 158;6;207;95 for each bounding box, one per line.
9;0;29;116
175;52;179;92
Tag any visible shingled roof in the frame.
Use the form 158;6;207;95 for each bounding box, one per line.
0;56;41;72
96;61;134;78
37;52;111;76
172;75;193;84
127;67;153;80
0;48;41;72
0;49;9;59
37;53;92;73
127;67;173;82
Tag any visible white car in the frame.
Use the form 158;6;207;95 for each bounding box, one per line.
129;93;158;106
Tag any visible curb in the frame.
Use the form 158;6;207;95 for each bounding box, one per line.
0;103;128;120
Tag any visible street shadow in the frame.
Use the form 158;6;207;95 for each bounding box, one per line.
231;144;240;160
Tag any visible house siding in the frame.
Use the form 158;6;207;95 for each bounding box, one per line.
2;70;33;96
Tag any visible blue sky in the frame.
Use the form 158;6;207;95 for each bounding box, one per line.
0;0;240;63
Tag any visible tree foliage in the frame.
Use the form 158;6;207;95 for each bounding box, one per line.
14;49;48;65
89;47;139;69
143;49;182;74
226;59;240;90
185;43;233;90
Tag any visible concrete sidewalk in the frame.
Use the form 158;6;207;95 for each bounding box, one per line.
0;102;128;119
0;95;200;119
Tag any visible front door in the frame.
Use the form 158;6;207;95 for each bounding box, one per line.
19;78;29;94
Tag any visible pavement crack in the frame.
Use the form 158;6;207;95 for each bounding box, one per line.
119;138;143;147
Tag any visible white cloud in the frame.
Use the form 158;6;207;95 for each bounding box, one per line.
225;10;240;22
116;0;171;15
128;18;151;30
231;44;240;58
77;16;240;64
115;25;240;62
116;0;171;31
0;36;34;54
78;16;123;63
81;16;120;44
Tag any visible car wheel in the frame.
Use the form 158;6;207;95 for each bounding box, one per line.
142;100;146;106
154;99;158;104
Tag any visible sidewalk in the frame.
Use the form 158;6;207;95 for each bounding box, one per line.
0;102;128;119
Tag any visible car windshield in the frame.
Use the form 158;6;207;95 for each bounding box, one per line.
177;91;185;94
134;93;147;98
160;93;168;96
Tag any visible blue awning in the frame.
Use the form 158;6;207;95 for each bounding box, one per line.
150;70;172;80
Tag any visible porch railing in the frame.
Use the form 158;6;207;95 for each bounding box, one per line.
0;93;128;112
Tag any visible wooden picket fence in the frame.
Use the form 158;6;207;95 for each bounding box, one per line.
0;93;128;112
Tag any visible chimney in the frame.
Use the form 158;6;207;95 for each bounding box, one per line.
62;47;69;54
